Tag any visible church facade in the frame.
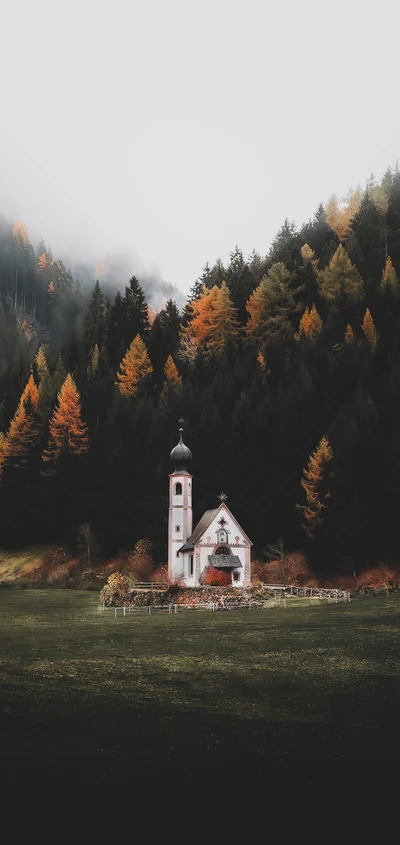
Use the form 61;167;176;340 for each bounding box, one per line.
168;425;252;587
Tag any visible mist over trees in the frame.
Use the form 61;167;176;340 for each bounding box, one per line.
1;166;400;575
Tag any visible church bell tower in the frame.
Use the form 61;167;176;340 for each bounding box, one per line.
168;421;193;582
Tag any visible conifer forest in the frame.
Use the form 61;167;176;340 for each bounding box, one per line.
1;168;400;575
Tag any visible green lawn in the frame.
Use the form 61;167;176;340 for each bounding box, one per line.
0;589;399;784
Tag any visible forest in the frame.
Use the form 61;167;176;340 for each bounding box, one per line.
1;166;400;576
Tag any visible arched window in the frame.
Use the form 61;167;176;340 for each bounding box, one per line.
214;545;231;556
174;482;182;495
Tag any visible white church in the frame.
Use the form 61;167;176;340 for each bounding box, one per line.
168;424;252;587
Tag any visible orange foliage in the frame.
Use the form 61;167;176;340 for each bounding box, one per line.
6;375;40;468
357;565;398;593
42;374;88;466
37;253;48;271
203;566;231;586
252;553;310;585
126;538;155;581
298;435;333;537
48;281;55;293
116;335;153;397
299;304;322;338
163;355;182;391
362;307;377;349
344;324;354;343
381;256;398;291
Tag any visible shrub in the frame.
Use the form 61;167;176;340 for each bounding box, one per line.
126;539;155;581
357;564;399;594
203;566;231;586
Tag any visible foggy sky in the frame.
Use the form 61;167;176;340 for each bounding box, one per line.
1;0;399;293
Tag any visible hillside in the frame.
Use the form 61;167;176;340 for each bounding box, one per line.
0;167;400;576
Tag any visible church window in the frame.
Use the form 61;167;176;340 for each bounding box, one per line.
218;529;228;543
175;525;180;532
176;551;180;557
233;572;239;582
189;555;193;576
215;545;231;556
174;482;182;495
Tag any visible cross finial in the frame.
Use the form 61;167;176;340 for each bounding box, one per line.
178;418;185;443
218;491;228;503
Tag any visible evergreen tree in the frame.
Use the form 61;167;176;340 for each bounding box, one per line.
116;335;153;397
83;280;106;353
122;276;149;347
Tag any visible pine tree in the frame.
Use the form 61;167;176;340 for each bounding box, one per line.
298;436;333;537
362;307;377;349
88;344;100;375
122;276;150;347
42;374;88;467
116;335;153;397
318;245;364;304
205;281;240;357
6;375;40;469
299;304;322;338
381;256;398;291
344;324;355;343
162;356;182;391
83;280;106;353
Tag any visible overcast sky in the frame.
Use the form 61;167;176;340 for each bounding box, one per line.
0;0;399;292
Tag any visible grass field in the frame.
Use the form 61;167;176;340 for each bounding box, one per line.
0;589;399;785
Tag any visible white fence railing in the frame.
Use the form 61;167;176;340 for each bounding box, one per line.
261;584;351;601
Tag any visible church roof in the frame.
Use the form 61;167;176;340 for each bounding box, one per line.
178;508;219;552
178;503;252;552
207;555;242;569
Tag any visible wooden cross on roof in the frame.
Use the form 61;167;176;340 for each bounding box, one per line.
218;491;228;503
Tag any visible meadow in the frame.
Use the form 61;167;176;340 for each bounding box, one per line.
0;589;399;785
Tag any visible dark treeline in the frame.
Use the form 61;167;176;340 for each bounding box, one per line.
1;167;400;575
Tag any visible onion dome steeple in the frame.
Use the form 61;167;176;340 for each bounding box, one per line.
170;419;192;472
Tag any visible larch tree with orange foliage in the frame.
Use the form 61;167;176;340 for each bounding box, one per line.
162;356;182;391
318;245;364;304
205;281;240;357
6;374;40;470
42;374;88;469
116;335;153;397
246;262;296;341
381;256;398;292
299;304;322;338
362;308;377;349
298;435;333;538
344;324;355;343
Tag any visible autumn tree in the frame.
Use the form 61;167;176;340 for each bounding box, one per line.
344;324;355;343
162;356;182;391
318;245;364;304
6;375;40;470
362;308;377;349
42;374;88;468
205;281;240;356
34;345;49;382
184;284;220;346
298;436;333;538
299;304;322;338
325;188;362;241
246;262;297;341
381;256;398;292
116;335;153;397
